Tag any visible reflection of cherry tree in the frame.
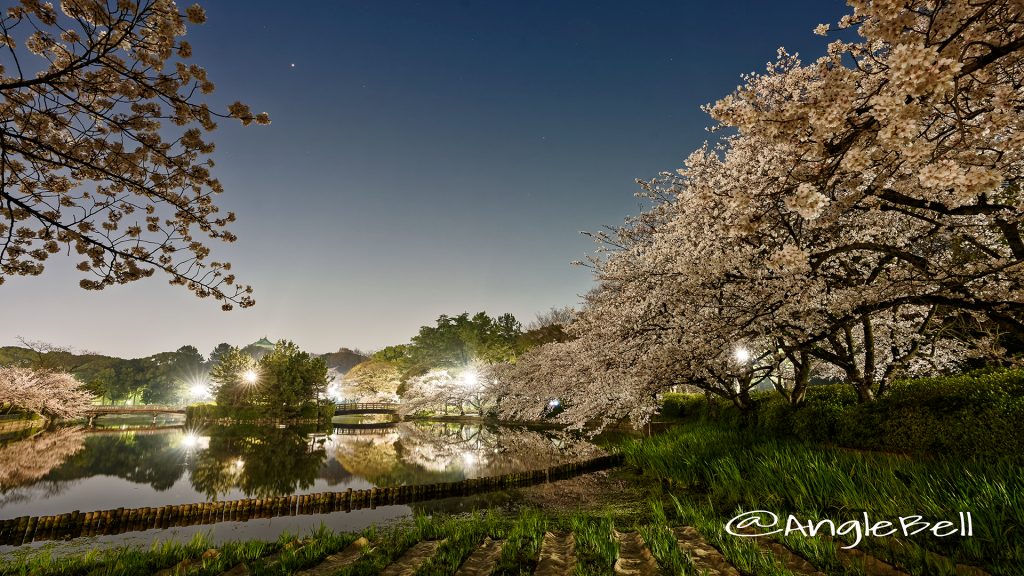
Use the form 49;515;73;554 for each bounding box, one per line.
325;423;603;487
0;427;86;491
399;423;604;478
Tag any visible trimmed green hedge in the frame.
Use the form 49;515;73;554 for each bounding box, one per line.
186;402;335;422
658;368;1024;459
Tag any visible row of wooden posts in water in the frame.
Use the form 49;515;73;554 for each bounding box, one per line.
0;453;624;546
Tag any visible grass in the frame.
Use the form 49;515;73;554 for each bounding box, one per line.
619;420;1024;574
6;417;1019;574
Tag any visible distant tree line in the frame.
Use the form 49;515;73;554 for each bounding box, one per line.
0;336;331;407
342;308;574;401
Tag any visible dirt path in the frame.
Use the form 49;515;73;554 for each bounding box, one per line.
379;539;446;576
294;537;369;576
672;526;741;576
612;531;659;576
534;531;576;576
454;537;504;576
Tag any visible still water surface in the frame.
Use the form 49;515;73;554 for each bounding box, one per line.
0;416;601;550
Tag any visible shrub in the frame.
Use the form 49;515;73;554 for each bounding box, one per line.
656;369;1024;459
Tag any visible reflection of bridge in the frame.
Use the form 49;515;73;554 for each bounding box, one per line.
334;402;399;415
83;425;184;436
85;405;185;425
332;422;398;435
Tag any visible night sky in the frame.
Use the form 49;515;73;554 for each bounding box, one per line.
3;1;851;358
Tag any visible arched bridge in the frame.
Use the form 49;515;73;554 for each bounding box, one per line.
334;402;399;416
86;405;186;415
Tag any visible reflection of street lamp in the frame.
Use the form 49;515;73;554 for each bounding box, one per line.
181;432;200;449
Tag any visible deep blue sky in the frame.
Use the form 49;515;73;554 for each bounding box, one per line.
3;1;851;358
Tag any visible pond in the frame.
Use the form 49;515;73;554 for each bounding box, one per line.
0;416;604;551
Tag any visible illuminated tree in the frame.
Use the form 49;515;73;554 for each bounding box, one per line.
0;365;95;419
0;0;268;309
501;0;1024;429
342;358;401;401
399;360;499;416
256;340;328;418
209;345;256;406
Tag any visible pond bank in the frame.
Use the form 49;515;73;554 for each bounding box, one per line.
0;454;623;546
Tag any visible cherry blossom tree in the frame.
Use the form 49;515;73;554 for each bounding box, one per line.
398;360;499;417
0;365;95;419
340;359;402;402
0;0;269;309
501;0;1024;429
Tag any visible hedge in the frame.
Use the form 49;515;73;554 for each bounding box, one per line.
186;402;336;422
658;368;1024;459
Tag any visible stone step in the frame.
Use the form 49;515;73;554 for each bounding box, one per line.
380;539;446;576
295;536;370;576
672;526;740;576
612;531;659;576
534;531;577;576
454;537;504;576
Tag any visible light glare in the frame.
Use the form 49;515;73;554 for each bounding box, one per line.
734;347;751;363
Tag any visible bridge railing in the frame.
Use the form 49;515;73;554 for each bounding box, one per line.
86;405;184;414
334;401;400;412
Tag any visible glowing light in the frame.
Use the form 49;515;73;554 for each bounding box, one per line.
734;347;751;363
189;383;209;399
460;370;478;388
547;398;561;409
181;433;199;449
233;458;245;470
461;451;477;467
243;369;258;385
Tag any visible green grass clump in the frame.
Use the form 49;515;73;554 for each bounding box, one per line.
619;421;1024;574
413;510;504;576
492;508;547;575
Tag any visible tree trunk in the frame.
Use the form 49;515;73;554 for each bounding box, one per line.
732;389;754;410
790;351;810;406
854;378;875;403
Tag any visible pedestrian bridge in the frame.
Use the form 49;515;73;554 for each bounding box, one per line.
334;402;399;415
86;405;186;415
84;405;185;425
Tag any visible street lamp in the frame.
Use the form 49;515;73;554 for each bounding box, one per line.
734;346;751;364
188;379;209;401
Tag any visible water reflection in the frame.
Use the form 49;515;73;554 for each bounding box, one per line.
190;424;326;499
0;427;86;492
0;419;601;521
